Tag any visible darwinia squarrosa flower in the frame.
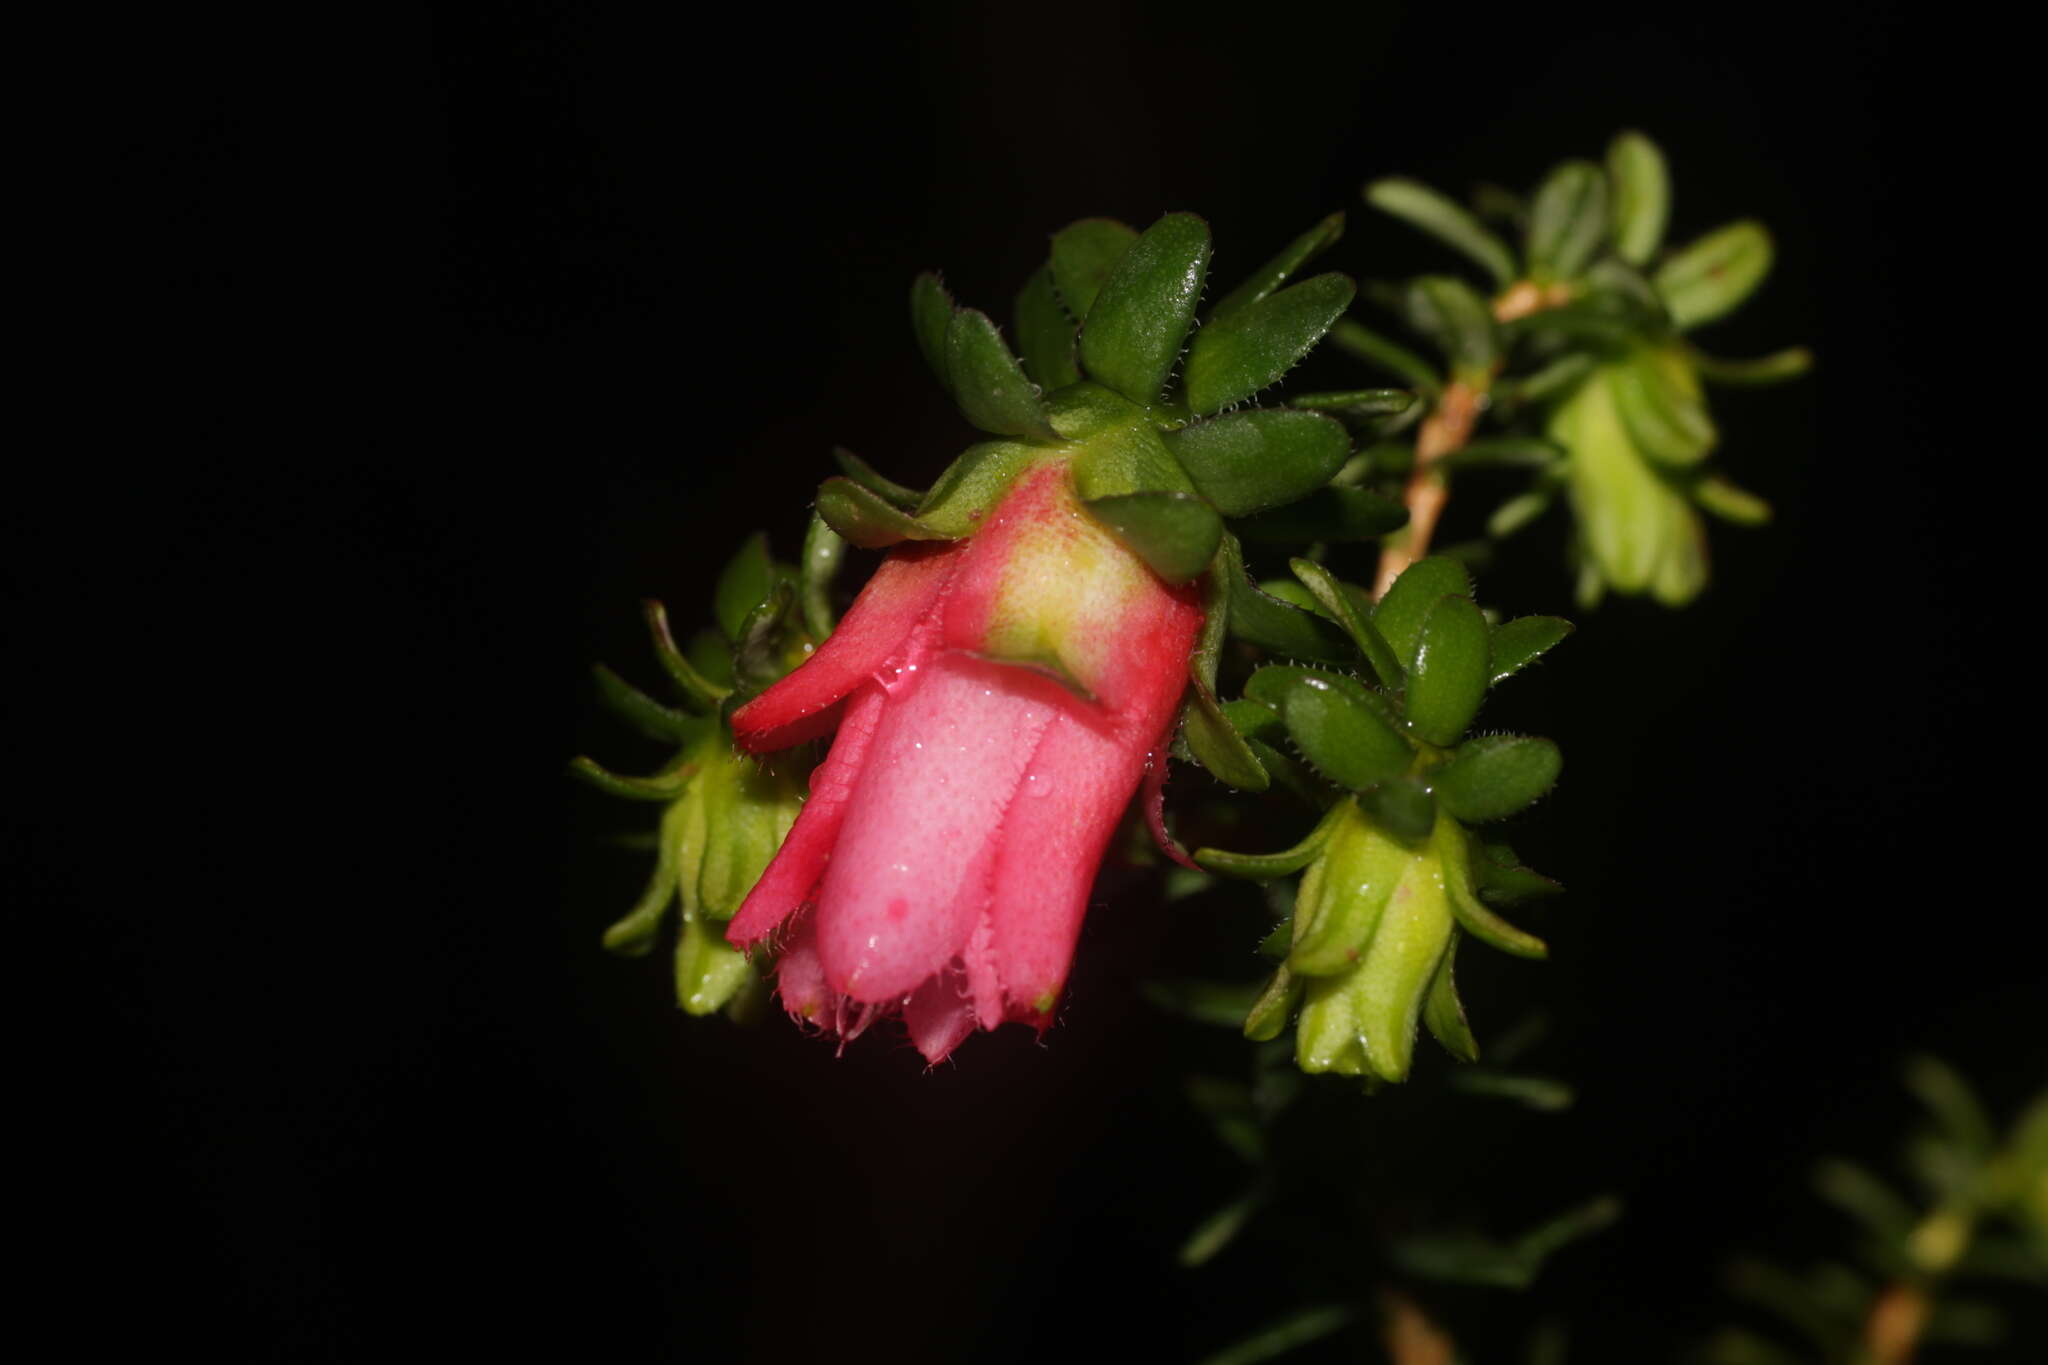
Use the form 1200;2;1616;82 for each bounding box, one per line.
725;459;1201;1062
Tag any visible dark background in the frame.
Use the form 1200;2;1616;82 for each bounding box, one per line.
46;2;2033;1361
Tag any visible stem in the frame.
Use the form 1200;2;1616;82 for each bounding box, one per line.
1371;378;1487;596
1378;1289;1456;1365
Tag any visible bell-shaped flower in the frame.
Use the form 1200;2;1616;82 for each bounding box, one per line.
726;459;1203;1062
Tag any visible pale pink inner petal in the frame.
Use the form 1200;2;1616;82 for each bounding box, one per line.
986;707;1153;1019
725;685;889;949
730;540;962;754
813;652;1057;1002
902;962;977;1064
772;912;835;1027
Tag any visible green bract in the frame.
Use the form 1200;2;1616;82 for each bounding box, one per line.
1195;559;1569;1081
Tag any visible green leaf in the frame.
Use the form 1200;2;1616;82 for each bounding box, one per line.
1197;799;1346;880
1390;1196;1619;1290
1474;844;1562;904
816;476;947;548
1178;1186;1266;1268
1434;735;1562;823
909;272;955;386
1611;347;1717;466
1423;940;1480;1061
1656;220;1774;331
832;446;924;510
1904;1054;1996;1155
1048;217;1138;321
1142;978;1265;1029
1184;272;1356;416
1443;827;1548;957
1365;177;1517;286
1489;616;1572;683
1233;487;1408;544
1357;776;1435;842
1196;1306;1355;1365
602;792;689;955
916;440;1044;534
944;308;1057;440
1607;131;1671;266
1693;475;1772;526
1085;491;1222;584
1327;319;1442;394
1012;264;1081;390
1404;275;1498;375
1287;558;1402;688
1525;159;1609;281
1164;409;1352;516
1499;352;1597;405
567;754;692;802
1487;489;1554;539
592;664;694;742
1447;1070;1576;1111
1222;541;1355;662
1287;387;1414;419
1209;211;1345;323
641;599;728;709
1689;345;1814;386
731;580;796;693
1243;964;1303;1041
1079;211;1211;406
713;532;775;640
1406;595;1491;745
1182;662;1269;790
1281;673;1414;791
1813;1159;1917;1240
1441;437;1564;469
1373;556;1472;666
798;511;846;641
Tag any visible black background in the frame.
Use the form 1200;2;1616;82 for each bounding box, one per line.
43;3;2035;1361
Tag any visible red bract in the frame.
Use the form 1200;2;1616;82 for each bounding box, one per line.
726;460;1203;1061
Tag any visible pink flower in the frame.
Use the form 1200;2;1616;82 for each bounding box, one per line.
725;459;1203;1062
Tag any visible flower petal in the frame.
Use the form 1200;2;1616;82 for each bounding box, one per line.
813;652;1059;1002
771;911;835;1027
731;540;963;753
725;684;888;949
902;962;977;1064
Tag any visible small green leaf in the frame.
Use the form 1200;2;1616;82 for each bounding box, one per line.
1233;487;1408;544
1178;1186;1266;1268
1365;177;1518;286
1693;475;1772;526
1447;1070;1577;1111
1182;662;1270;790
1487;489;1553;539
1656;220;1774;331
1287;558;1402;689
567;754;692;802
731;580;796;693
1221;697;1282;745
915;440;1044;534
1164;409;1352;516
1611;347;1717;466
1688;345;1814;386
1209;212;1345;325
593;664;695;742
1406;595;1490;745
1357;777;1435;842
1499;352;1597;405
1079;211;1211;406
713;532;776;640
1373;556;1472;666
1196;1306;1355;1365
1525;159;1609;281
1013;264;1081;390
1085;491;1222;584
1443;828;1548;957
832;446;924;510
1197;799;1346;880
1327;319;1442;394
1489;616;1573;683
602;794;689;955
816;476;947;548
641;599;728;709
1222;540;1355;662
945;308;1057;440
1243;964;1303;1041
1423;940;1480;1061
1904;1054;1997;1155
1048;217;1138;321
798;511;846;641
909;272;955;386
1281;673;1413;790
1287;388;1414;419
1474;843;1562;904
1184;272;1356;416
1607;131;1670;266
1812;1159;1917;1240
1404;275;1498;376
1434;735;1562;823
1441;437;1564;470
